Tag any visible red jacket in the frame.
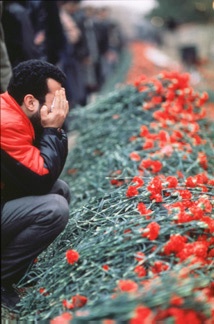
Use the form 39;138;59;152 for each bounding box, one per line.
0;92;68;205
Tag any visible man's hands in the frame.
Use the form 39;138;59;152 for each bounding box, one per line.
40;89;69;129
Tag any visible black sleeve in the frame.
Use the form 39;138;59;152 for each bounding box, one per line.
38;127;68;179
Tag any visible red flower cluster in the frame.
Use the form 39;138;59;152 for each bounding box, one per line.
150;261;169;274
39;287;49;296
129;151;141;161
137;202;152;217
117;279;138;293
66;249;79;265
198;152;208;170
178;189;192;200
185;173;208;188
62;294;88;310
134;265;147;277
130;305;154;324
50;312;73;324
155;307;206;323
147;176;163;202
126;176;145;198
165;176;178;188
177;241;209;262
126;185;139;198
72;295;88;308
142;222;160;240
102;264;110;271
132;176;144;188
139;159;162;173
163;235;187;255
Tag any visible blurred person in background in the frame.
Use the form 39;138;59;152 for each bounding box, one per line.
27;0;67;66
95;6;124;83
58;0;88;108
81;5;103;94
0;1;12;93
1;60;70;313
1;0;40;67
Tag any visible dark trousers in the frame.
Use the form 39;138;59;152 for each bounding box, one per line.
1;180;70;287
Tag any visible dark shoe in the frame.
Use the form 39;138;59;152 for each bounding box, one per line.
1;286;21;314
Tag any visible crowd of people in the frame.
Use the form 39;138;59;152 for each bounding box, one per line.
1;0;124;111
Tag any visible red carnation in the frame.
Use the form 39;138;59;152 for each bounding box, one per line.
137;202;152;215
130;305;153;324
72;295;88;308
50;312;73;324
66;249;79;265
126;186;139;198
143;139;154;150
140;125;149;137
62;299;74;309
166;176;178;188
179;189;192;200
102;264;109;271
163;235;187;255
132;176;144;188
143;222;160;240
151;261;169;274
129;152;141;161
134;265;147;277
118;279;138;293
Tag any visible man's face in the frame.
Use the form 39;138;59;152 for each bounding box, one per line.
30;78;63;133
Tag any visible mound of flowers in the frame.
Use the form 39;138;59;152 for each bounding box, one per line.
17;71;213;323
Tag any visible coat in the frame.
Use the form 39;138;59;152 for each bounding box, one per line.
0;92;68;206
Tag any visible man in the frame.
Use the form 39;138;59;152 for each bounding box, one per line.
1;59;71;312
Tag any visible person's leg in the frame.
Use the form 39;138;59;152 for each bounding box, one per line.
1;182;70;287
49;179;71;204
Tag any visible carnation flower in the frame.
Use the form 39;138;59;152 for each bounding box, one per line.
102;264;109;271
151;261;169;274
126;186;139;198
66;249;79;265
134;265;147;277
143;222;160;240
117;279;138;293
198;152;208;170
163;235;187;255
62;299;74;309
129;152;141;161
140;125;149;137
50;312;73;324
72;295;88;308
179;189;192;200
130;305;154;324
137;202;152;215
132;176;144;188
166;176;178;188
143;139;154;150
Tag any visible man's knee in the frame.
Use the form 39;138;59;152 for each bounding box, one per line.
52;195;69;230
50;180;71;204
40;194;69;233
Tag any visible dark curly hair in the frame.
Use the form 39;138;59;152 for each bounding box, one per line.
7;59;66;105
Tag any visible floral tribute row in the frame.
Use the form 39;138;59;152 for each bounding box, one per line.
47;70;214;323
